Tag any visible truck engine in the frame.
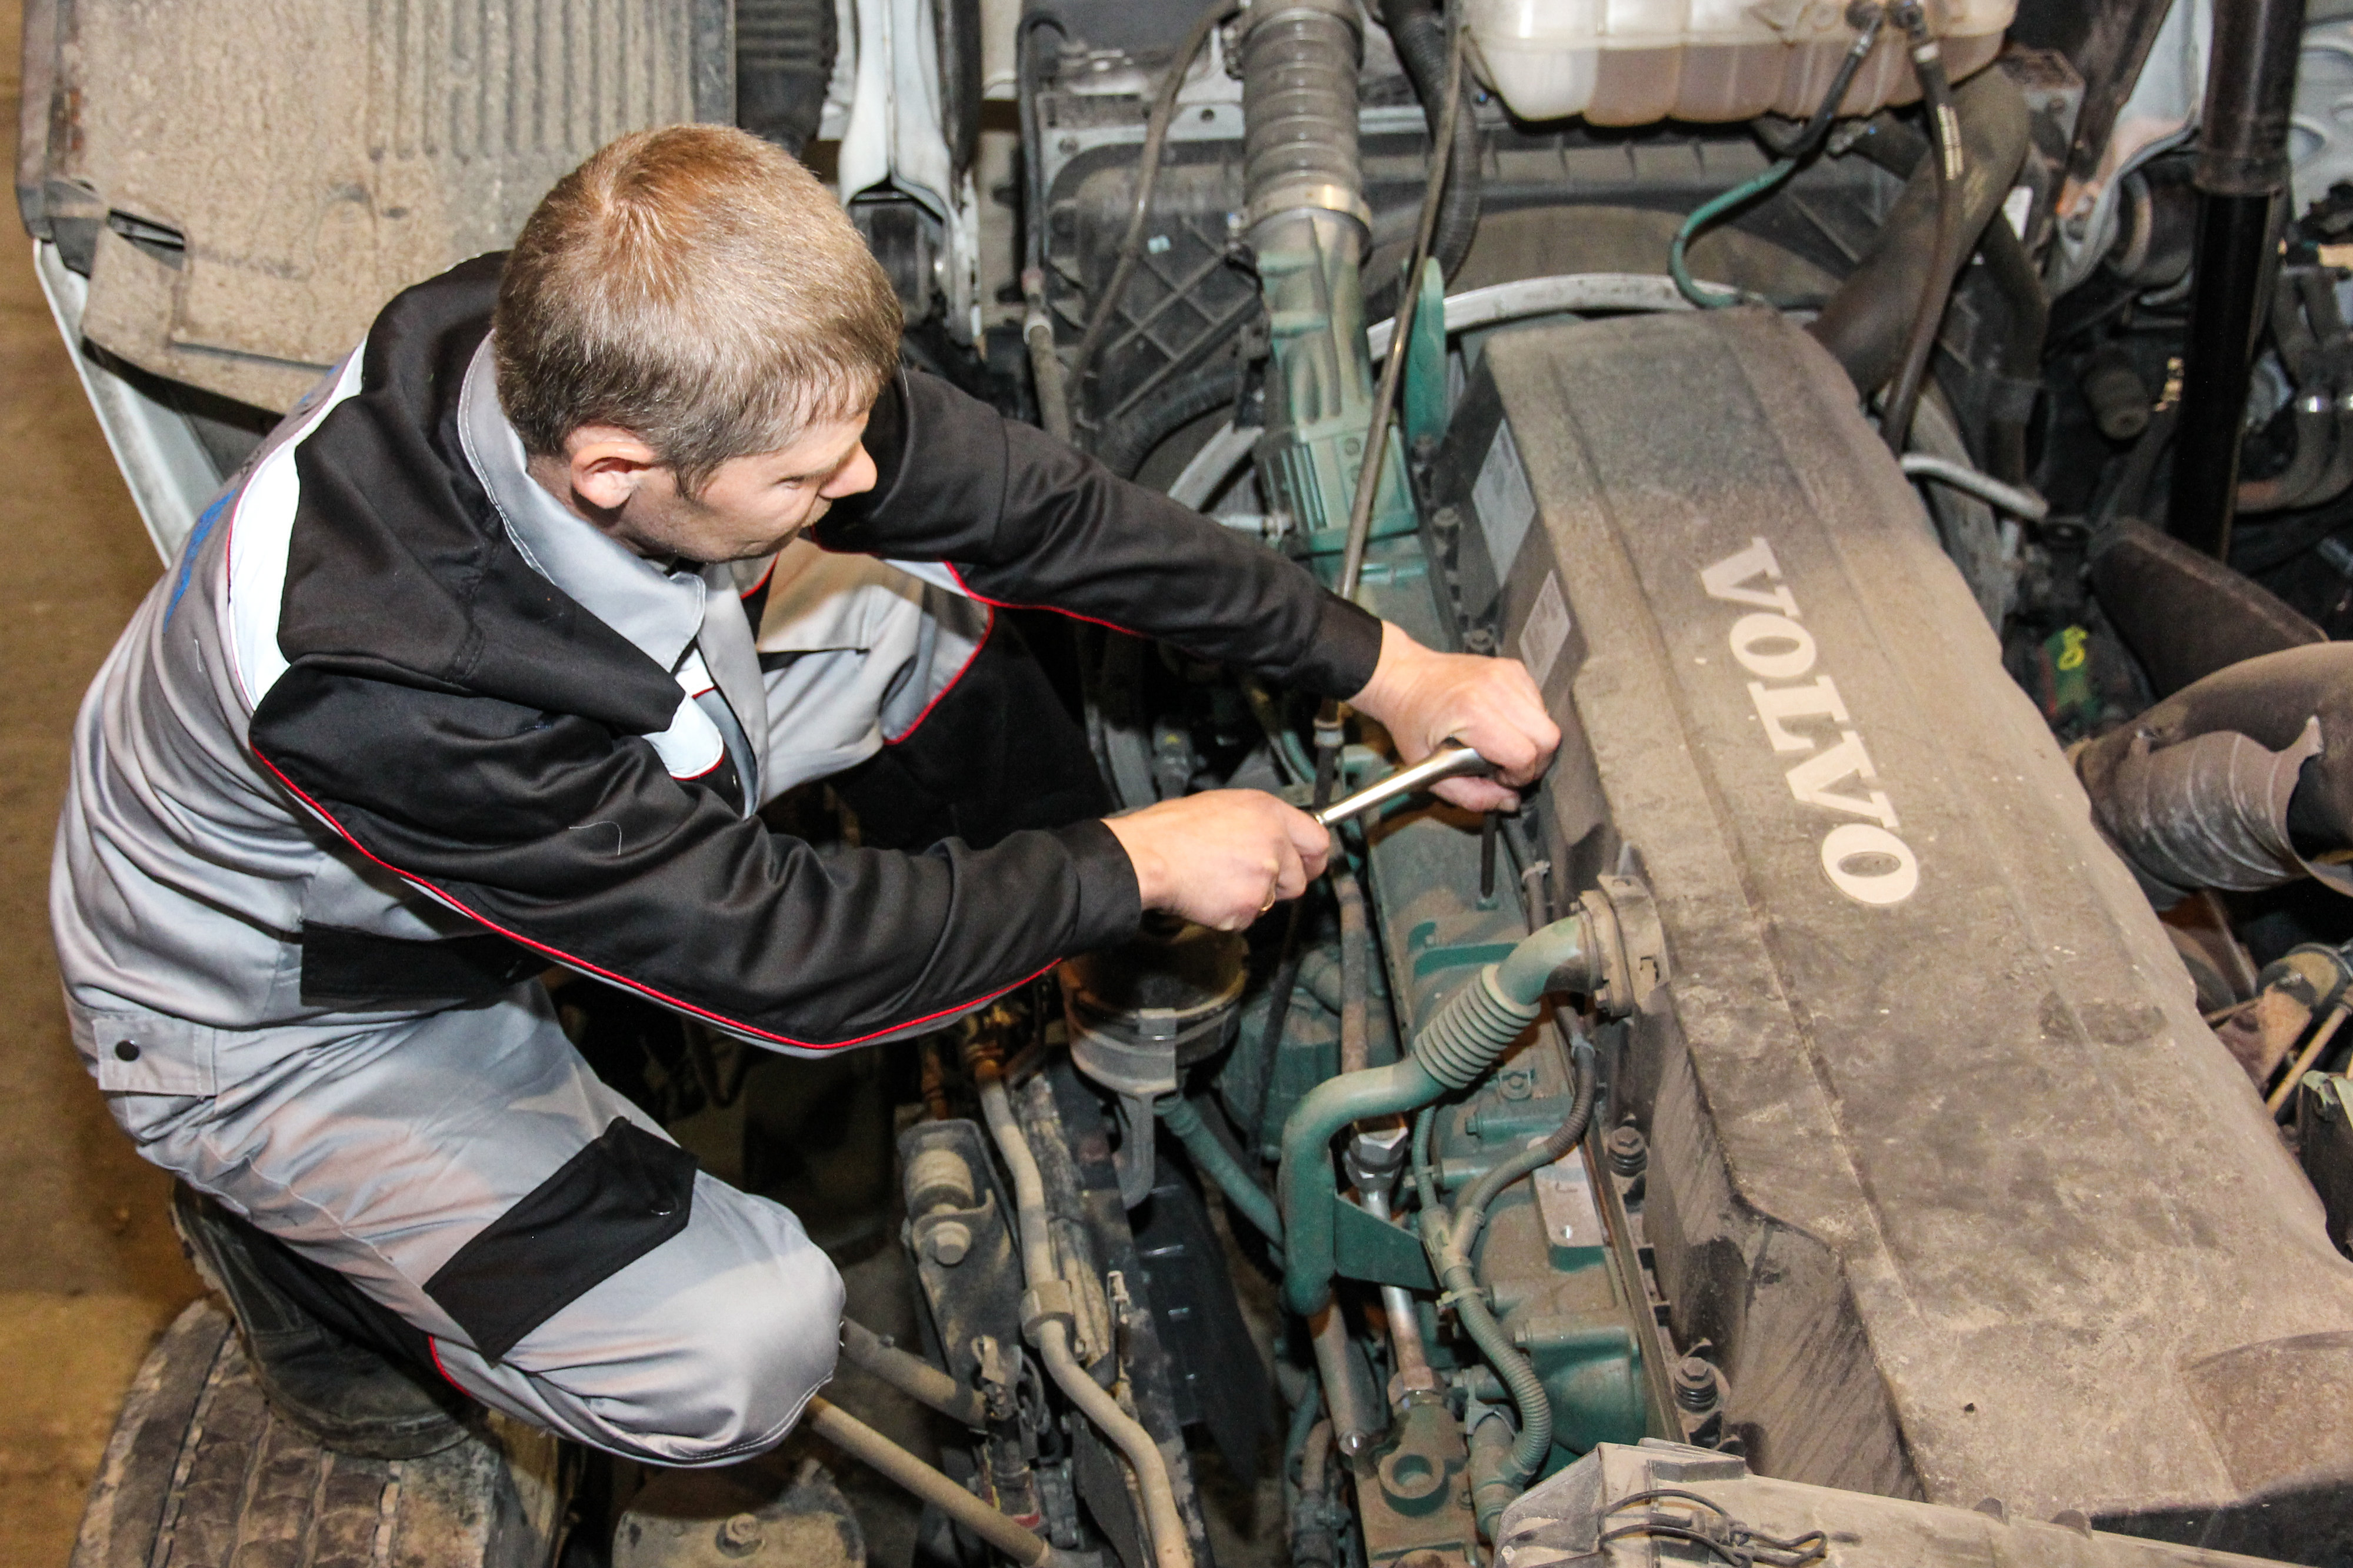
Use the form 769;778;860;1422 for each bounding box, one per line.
28;0;2353;1566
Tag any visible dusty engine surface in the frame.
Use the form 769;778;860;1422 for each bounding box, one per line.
46;0;2353;1566
1435;306;2353;1553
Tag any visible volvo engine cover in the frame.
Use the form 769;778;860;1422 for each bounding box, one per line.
1431;306;2353;1557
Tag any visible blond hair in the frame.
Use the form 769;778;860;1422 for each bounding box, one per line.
494;125;903;496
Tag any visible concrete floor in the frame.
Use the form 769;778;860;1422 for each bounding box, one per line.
0;5;205;1562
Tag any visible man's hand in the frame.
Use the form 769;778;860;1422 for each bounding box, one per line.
1104;792;1331;931
1348;623;1561;812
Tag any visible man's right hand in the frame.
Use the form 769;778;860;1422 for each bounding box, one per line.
1103;791;1331;932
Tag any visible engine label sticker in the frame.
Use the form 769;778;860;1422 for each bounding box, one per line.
1519;569;1572;688
1699;535;1920;908
1473;416;1536;575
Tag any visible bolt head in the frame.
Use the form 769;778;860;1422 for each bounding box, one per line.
928;1220;974;1266
716;1512;765;1555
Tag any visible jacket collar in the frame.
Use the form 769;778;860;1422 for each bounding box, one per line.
455;335;707;676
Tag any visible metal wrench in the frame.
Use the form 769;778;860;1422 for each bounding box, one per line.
1311;745;1494;828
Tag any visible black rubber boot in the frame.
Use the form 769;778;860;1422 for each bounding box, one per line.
170;1183;471;1459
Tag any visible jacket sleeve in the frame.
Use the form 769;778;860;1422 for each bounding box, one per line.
250;662;1142;1053
811;370;1386;699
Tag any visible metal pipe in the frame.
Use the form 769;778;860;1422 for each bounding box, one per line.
1359;1187;1436;1396
805;1397;1072;1567
1898;454;2049;521
2271;1002;2350;1116
2168;0;2309;558
976;1066;1195;1568
839;1317;989;1429
1308;1300;1384;1457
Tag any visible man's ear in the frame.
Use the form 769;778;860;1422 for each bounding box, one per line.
562;425;665;512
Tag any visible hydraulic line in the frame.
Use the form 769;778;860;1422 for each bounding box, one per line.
1671;2;1884;310
1878;1;1965;456
805;1397;1075;1567
839;1317;989;1427
976;1060;1195;1568
1360;1186;1436;1394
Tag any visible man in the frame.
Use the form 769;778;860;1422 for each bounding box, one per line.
52;125;1557;1466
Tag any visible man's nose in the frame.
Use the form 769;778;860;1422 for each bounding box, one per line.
822;444;878;500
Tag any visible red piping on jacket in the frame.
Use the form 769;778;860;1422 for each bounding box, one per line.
942;563;1144;639
884;605;995;746
248;749;1059;1052
427;1336;472;1393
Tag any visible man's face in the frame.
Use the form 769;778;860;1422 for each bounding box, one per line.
531;410;879;565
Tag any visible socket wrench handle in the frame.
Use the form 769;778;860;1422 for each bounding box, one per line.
1312;745;1493;829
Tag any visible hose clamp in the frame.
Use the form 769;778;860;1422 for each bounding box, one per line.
1579;875;1668;1016
1246;182;1374;234
1020;1281;1078;1342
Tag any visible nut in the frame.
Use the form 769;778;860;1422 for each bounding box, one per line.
926;1220;973;1266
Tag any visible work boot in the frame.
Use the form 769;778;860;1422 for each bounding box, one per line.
170;1183;471;1459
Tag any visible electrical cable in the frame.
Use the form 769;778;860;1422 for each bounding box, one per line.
1878;2;1965;455
1670;3;1885;309
1066;0;1244;436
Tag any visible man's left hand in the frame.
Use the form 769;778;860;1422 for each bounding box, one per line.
1347;622;1561;813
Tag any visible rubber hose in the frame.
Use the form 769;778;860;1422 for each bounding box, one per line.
1434;1040;1599;1497
1157;1095;1284;1243
2240;272;2335;513
1808;68;2031;399
1368;0;1479;316
1096;366;1244;480
1839;108;2045;483
2297;268;2353;509
1878;18;1965;456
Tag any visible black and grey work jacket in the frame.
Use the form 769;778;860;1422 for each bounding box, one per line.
51;256;1381;1070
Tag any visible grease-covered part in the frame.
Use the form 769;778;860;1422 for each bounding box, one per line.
1432;306;2353;1556
615;1460;865;1568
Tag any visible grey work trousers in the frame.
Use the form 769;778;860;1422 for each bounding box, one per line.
78;545;991;1466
